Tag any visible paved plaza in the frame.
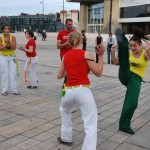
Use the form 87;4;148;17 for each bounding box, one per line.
0;32;150;150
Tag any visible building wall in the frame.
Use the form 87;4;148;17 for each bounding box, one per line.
60;10;79;27
78;0;121;33
60;10;68;25
79;4;88;30
68;10;79;24
103;0;109;33
119;0;150;33
75;0;150;34
99;0;121;33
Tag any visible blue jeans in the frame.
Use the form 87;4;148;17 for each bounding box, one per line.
107;47;111;64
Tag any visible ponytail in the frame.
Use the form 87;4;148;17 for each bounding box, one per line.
69;32;82;47
130;27;150;44
26;29;37;40
33;36;37;40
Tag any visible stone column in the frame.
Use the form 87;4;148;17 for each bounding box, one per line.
79;3;88;31
103;0;121;33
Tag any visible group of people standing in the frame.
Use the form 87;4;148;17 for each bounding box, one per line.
95;31;115;64
0;24;38;96
82;29;116;65
0;20;150;150
56;19;150;150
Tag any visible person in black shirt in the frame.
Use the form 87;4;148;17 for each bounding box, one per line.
81;30;87;50
42;30;47;41
95;32;103;63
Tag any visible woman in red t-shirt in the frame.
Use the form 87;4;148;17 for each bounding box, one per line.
57;32;105;150
19;29;38;89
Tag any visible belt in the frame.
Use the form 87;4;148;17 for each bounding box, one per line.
1;54;15;57
65;85;90;89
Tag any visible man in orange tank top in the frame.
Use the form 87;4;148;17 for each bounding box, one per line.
57;18;76;59
57;19;76;87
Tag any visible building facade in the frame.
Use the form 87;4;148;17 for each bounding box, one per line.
0;11;79;32
119;0;150;34
60;10;79;29
8;13;56;32
0;13;57;32
67;0;150;34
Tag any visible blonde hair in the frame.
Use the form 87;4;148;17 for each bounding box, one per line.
69;32;82;47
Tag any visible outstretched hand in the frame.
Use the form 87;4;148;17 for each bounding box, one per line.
145;42;150;51
65;41;71;47
18;47;25;51
96;44;105;56
145;42;150;60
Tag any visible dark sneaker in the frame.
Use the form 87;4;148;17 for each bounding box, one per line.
119;127;135;135
27;85;32;89
27;85;37;89
32;86;37;89
2;92;8;96
57;137;73;145
13;92;20;95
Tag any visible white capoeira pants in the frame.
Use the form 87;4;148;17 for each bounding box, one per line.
24;56;38;86
1;56;18;93
59;86;97;150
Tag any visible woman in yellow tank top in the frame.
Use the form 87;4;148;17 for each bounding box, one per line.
0;24;20;96
111;28;150;134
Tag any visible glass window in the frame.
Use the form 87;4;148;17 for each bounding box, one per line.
122;22;150;34
88;3;104;24
120;4;150;18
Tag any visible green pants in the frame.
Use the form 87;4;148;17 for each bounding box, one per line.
118;36;142;130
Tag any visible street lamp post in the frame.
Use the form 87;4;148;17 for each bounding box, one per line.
40;0;45;30
109;0;113;33
63;0;65;29
40;0;44;15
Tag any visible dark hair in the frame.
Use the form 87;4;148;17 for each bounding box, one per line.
129;27;150;44
26;29;37;40
65;18;73;24
81;30;85;33
109;32;112;36
1;24;11;31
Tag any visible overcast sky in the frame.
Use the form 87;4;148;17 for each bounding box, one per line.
0;0;80;16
